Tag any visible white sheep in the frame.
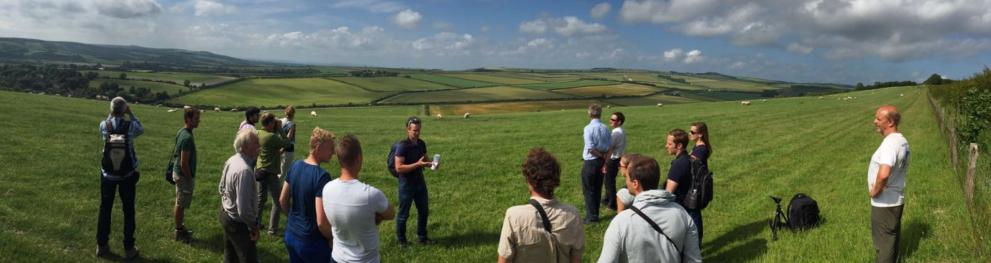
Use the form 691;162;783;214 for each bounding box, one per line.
463;112;471;119
741;100;752;106
167;108;177;113
310;111;318;117
214;107;221;112
656;103;664;107
436;113;443;119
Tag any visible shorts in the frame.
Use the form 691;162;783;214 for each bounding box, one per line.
174;172;194;209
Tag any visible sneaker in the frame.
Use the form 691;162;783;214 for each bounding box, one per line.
418;238;437;245
175;228;193;244
124;247;139;260
96;245;109;258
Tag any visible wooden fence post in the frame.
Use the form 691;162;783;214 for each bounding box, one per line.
967;143;979;206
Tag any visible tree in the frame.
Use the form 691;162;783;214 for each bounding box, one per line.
856;82;865;90
924;73;943;85
183;79;190;87
119;72;127;80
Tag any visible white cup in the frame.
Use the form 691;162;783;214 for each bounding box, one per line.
431;154;440;170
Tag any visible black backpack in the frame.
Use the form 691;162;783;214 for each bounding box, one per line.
101;119;135;180
386;140;403;177
681;157;713;210
787;193;821;230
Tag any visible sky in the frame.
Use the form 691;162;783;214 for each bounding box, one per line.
2;0;991;84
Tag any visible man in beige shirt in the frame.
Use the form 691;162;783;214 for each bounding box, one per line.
498;148;584;263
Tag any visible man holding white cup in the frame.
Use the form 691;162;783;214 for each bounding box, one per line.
393;116;436;247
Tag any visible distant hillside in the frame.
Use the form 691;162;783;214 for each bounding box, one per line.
0;37;268;69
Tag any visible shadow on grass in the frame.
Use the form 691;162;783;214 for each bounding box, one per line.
705;238;768;263
703;220;765;253
190;231;225;253
901;220;931;260
97;252;173;263
436;230;500;249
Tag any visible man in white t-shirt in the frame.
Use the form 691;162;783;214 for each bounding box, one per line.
323;134;395;263
867;105;910;263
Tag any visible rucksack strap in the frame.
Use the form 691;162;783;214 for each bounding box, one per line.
629;206;682;255
528;199;553;233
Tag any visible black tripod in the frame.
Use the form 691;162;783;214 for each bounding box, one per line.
768;196;789;241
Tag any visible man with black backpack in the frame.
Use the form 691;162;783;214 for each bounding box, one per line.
497;148;584;263
598;155;701;263
392;116;436;247
665;128;705;245
97;97;144;259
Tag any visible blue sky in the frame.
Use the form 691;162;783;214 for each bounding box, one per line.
2;0;991;84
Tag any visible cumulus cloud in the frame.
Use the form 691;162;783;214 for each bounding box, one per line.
411;32;475;55
663;48;683;61
662;48;703;63
591;2;611;19
684;49;703;63
194;0;235;17
519;16;607;36
393;9;422;28
619;0;991;61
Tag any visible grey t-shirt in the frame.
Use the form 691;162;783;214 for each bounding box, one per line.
323;178;389;263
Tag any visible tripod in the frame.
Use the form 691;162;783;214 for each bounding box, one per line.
768;196;788;241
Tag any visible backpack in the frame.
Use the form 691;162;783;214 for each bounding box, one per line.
101;119;135;180
787;193;821;230
681;157;713;210
386;140;403;177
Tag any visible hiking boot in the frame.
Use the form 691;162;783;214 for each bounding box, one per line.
124;247;139;260
418;238;437;245
175;228;193;244
96;245;110;258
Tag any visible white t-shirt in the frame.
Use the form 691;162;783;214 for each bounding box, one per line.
867;133;910;207
609;127;626;160
322;178;389;263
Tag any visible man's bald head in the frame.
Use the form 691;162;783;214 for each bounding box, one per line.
874;105;901;135
877;105;901;126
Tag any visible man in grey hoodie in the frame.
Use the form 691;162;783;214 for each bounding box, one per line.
597;155;701;263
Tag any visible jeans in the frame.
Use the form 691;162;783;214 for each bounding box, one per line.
97;172;139;249
872;204;903;263
284;230;333;263
581;158;605;221
396;181;429;242
687;208;703;247
256;169;281;233
220;208;258;263
602;158;621;210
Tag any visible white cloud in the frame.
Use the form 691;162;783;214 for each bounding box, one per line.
411;32;475;55
393;9;422;28
684;49;703;63
519;16;607;36
663;48;683;61
787;42;814;54
194;0;235;17
93;0;163;19
591;2;611;19
330;0;404;13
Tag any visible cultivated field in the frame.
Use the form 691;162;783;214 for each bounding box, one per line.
89;79;189;96
517;80;619;90
329;77;452;92
408;74;496;88
377;86;573;104
554;83;661;97
0;86;985;262
439;73;544;85
172;78;387;107
86;70;235;86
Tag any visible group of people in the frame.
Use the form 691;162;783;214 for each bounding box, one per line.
96;97;910;263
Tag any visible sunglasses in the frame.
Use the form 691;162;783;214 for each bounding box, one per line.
690;130;698;135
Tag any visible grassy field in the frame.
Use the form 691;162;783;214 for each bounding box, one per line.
171;78;388;107
439;73;544;85
429;100;613;115
517;80;619;90
409;74;496;88
554;83;661;97
329;77;452;92
89;79;189;96
378;86;573;104
604;94;704;106
0;85;985;262
86;70;235;85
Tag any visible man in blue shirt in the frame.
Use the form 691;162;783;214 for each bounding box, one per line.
665;128;702;245
581;104;611;223
394;116;435;247
97;97;144;259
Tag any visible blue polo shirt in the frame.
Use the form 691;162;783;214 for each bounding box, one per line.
396;138;427;186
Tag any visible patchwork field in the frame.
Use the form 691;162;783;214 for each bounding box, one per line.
86;70;235;86
439;73;544;85
171;78;388;107
329;76;452;92
89;79;189;96
409;74;496;88
377;86;573;104
517;79;619;90
554;83;661;97
0;86;985;262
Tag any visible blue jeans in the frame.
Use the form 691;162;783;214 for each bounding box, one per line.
396;181;429;242
97;173;138;249
284;231;333;263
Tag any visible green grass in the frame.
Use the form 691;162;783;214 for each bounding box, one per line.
171;78;389;107
439;73;544;85
89;79;190;96
517;80;619;90
85;70;235;85
329;77;452;92
409;74;496;88
604;94;703;106
553;83;660;97
378;86;573;104
0;86;985;262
